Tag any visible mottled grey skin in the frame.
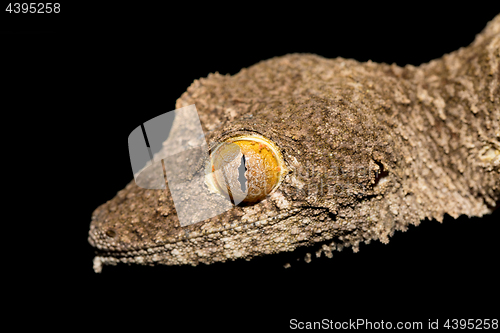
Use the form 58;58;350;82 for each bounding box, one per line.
89;15;499;272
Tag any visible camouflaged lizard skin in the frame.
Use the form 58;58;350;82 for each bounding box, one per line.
89;15;499;272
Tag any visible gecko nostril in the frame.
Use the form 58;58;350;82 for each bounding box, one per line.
105;229;117;238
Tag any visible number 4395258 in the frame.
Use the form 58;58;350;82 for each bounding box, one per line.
6;3;60;13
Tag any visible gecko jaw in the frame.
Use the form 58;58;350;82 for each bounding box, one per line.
90;207;305;272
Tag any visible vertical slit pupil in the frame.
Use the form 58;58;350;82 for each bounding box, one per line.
238;155;247;193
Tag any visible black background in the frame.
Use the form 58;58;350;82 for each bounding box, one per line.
3;3;499;330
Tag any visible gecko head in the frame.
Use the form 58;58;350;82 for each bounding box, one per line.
87;130;303;270
89;90;395;272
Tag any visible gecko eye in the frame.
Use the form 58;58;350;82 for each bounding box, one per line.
205;135;286;205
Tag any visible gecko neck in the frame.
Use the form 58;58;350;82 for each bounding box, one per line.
397;16;499;213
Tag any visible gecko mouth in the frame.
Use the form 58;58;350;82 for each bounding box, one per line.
89;207;309;271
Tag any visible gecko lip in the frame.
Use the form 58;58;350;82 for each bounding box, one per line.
88;207;306;262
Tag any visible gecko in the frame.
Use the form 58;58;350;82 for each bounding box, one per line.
89;14;499;273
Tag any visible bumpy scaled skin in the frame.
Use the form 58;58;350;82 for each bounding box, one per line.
89;15;499;272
